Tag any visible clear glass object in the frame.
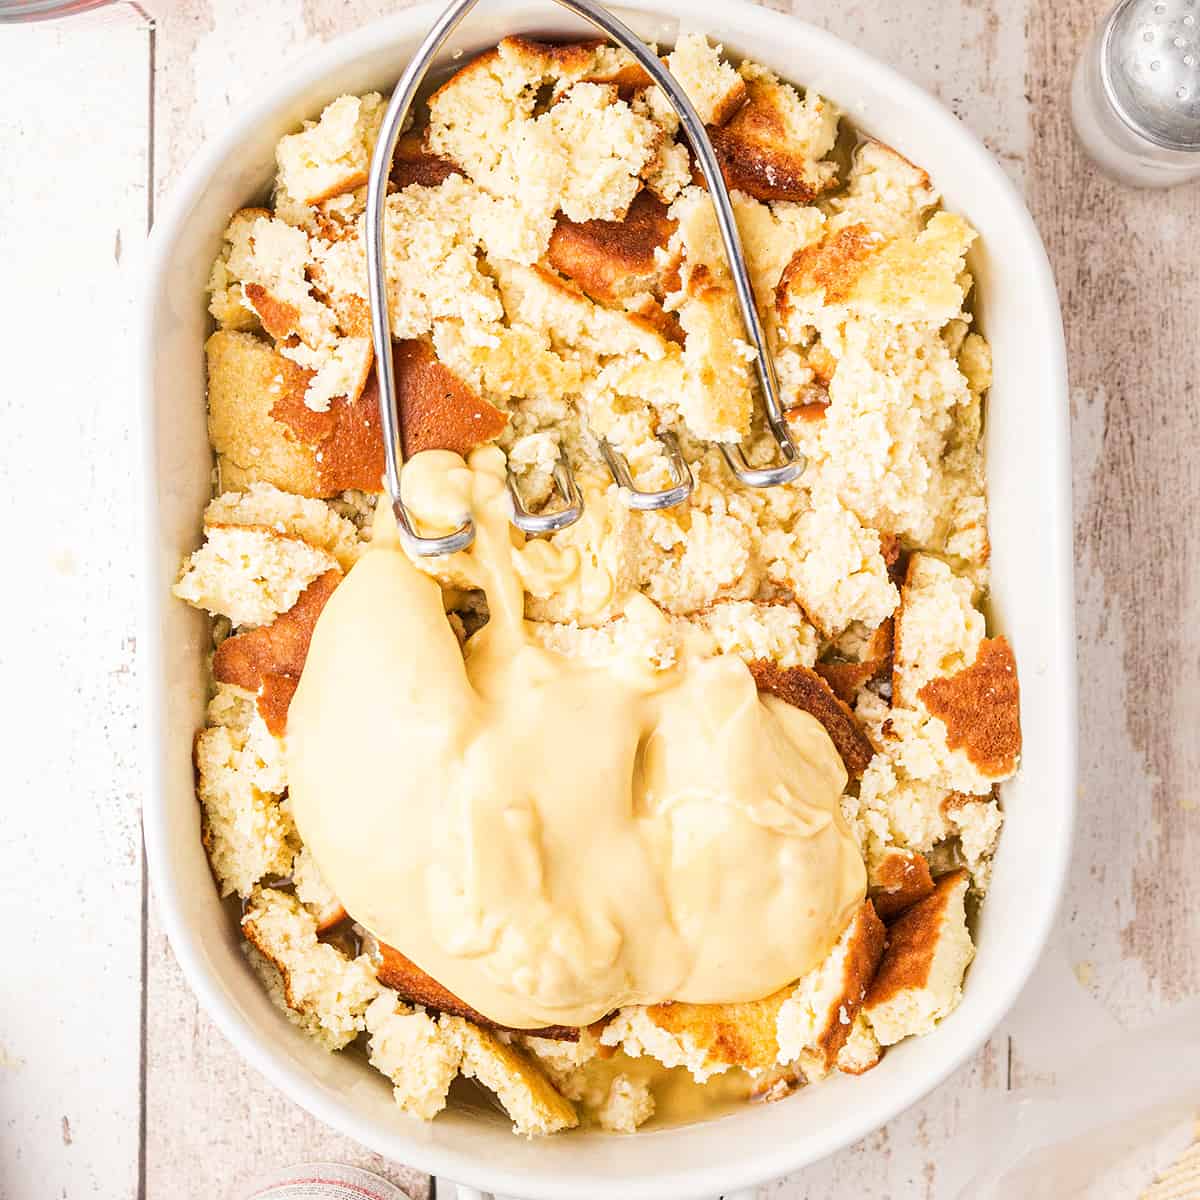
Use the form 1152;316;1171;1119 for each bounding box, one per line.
241;1163;415;1200
0;0;112;21
1071;0;1200;186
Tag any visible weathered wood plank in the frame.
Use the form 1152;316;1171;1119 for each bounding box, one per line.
1027;0;1200;1018
0;9;151;1200
142;909;433;1200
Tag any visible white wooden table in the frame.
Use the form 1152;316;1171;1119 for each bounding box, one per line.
1;1;1197;1197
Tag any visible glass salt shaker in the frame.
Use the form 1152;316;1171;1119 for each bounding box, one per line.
1071;0;1200;186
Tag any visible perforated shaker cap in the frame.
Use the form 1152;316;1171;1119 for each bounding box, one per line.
1102;0;1200;150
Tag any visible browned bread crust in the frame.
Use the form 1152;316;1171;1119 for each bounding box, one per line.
865;869;969;1007
392;338;509;458
801;900;886;1074
748;660;875;777
546;189;676;306
700;73;830;202
642;990;789;1075
868;848;935;920
375;941;579;1041
816;619;894;706
213;569;341;734
917;636;1021;777
776;224;881;319
391;132;460;190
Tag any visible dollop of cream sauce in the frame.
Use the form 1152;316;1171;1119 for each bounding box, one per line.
286;447;865;1030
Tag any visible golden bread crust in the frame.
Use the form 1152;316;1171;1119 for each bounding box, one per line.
865;869;969;1007
868;848;935;920
546;189;676;305
917;636;1021;778
375;942;579;1040
392;338;509;458
213;569;341;734
748;659;875;777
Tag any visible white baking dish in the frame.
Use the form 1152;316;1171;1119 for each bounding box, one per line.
139;2;1076;1196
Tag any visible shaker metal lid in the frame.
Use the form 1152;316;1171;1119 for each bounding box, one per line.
1102;0;1200;151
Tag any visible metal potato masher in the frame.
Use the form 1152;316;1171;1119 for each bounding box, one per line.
365;0;806;556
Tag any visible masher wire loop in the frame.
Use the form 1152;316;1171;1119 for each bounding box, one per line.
366;0;805;557
600;432;695;510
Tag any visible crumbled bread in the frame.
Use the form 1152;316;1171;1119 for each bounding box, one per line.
278;335;374;415
854;753;954;857
390;338;509;459
867;846;936;919
664;33;747;125
729;193;827;316
531;597;818;678
290;846;347;932
862;870;974;1046
208;208;271;331
244;945;329;1045
275;92;386;205
835;1011;882;1074
917;637;1020;779
692;600;819;668
427;37;603;182
529;604;678;672
777;212;976;335
195;684;293;898
706;62;840;203
521;1027;602;1083
314;175;504;343
432;319;582;403
877;555;1021;796
174;524;338;628
495;262;669;362
545;82;660;223
241;886;380;1050
825;139;939;239
943;793;1003;890
427;39;656;256
662;186;756;440
815;619;894;705
206;331;385;498
791;320;976;546
522;1032;656;1132
601;993;786;1083
204;483;365;571
596;1074;656;1132
779;494;899;635
213;212;339;351
893;554;984;703
749;1062;802;1102
775;900;886;1079
441;1016;578;1136
640;471;763;612
364;990;461;1120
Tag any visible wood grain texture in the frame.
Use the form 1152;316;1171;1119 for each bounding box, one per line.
0;10;150;1200
0;0;1196;1196
1026;0;1200;1021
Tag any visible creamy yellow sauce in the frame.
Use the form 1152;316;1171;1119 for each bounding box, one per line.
286;447;865;1030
